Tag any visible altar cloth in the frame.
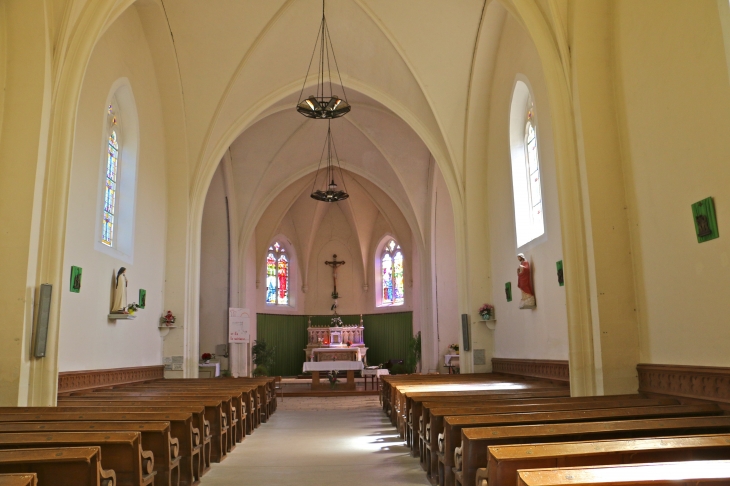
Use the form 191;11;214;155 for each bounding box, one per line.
303;361;364;372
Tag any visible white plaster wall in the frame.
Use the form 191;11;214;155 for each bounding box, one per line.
199;165;229;356
487;16;569;361
58;8;166;371
614;0;730;366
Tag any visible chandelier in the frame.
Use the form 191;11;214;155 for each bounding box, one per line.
310;121;349;202
296;0;351;119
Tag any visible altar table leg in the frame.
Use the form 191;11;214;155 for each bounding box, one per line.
347;370;355;387
312;371;320;387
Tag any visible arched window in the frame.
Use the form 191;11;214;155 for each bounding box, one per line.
381;239;404;305
266;242;289;305
510;80;545;247
102;103;121;247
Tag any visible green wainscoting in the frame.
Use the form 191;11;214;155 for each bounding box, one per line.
256;311;413;377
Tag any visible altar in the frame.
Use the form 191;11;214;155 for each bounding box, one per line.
303;360;364;390
304;319;368;364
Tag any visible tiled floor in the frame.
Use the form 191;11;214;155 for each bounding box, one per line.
200;397;430;485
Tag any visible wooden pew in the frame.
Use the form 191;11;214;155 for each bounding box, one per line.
454;415;730;486
442;404;722;486
515;460;730;486
2;405;211;478
0;474;36;486
481;434;730;486
0;422;179;486
57;398;228;465
0;411;198;486
74;390;245;441
0;432;154;486
416;395;664;460
421;398;677;480
397;388;569;437
0;447;115;486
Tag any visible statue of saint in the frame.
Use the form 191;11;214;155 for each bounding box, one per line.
517;253;536;309
111;267;128;313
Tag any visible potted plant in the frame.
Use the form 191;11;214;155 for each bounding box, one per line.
328;370;338;388
449;343;460;355
405;332;422;374
479;303;494;321
252;339;276;377
160;310;176;326
126;302;141;315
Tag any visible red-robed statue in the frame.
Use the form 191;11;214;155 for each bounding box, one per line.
517;253;536;309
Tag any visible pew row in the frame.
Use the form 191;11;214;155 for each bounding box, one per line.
515;460;730;486
0;447;115;486
0;474;37;486
0;432;153;486
480;434;730;486
0;422;179;486
455;415;730;486
0;412;199;486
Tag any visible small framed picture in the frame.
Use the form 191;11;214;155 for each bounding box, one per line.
556;260;564;286
70;266;82;293
691;197;719;243
139;289;147;309
505;282;512;302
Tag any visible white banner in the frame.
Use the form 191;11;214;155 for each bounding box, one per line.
229;308;251;343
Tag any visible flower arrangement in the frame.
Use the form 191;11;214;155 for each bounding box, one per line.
160;310;176;326
346;341;352;347
449;343;459;353
331;316;343;327
201;353;212;361
328;370;338;388
126;302;141;314
478;303;494;320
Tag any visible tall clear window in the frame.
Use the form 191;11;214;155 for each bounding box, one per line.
381;239;404;305
102;103;120;247
266;242;289;305
510;81;545;247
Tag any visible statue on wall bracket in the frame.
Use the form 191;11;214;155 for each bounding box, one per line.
517;253;536;309
111;267;128;313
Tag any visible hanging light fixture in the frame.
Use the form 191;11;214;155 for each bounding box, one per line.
296;0;351;119
310;121;349;202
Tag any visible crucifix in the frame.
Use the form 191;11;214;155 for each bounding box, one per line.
324;254;346;299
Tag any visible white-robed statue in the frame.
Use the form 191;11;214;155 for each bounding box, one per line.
111;267;128;313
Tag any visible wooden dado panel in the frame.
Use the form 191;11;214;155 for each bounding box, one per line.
491;358;570;383
58;365;164;394
638;363;730;404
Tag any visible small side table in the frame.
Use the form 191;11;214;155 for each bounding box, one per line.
362;369;389;390
444;354;460;374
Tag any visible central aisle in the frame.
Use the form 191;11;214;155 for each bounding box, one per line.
201;396;430;485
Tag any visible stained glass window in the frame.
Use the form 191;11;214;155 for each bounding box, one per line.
381;239;404;305
266;242;289;305
525;103;543;226
102;105;119;247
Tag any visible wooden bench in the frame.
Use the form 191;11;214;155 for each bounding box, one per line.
0;432;154;486
421;398;677;481
515;460;730;486
454;415;730;486
481;433;730;486
0;411;199;486
2;405;211;478
57;398;228;465
0;421;179;486
416;396;668;461
442;404;722;486
0;447;115;486
0;474;37;486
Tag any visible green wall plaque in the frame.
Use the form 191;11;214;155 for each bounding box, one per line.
139;289;147;309
692;197;719;243
70;266;82;293
505;282;512;302
556;260;564;286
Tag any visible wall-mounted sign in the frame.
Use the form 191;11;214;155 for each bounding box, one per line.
692;197;719;243
505;282;512;302
139;289;147;308
229;308;251;343
70;266;82;293
556;260;564;286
